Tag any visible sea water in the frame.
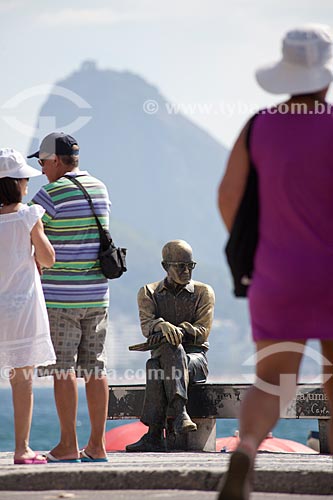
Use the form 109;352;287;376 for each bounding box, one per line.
0;386;317;452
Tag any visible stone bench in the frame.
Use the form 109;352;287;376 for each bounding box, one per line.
108;383;331;453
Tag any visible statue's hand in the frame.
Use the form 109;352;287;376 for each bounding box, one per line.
160;322;184;347
147;333;163;346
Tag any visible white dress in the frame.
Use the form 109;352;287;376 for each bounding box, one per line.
0;204;56;368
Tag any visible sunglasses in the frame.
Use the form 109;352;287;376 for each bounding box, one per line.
38;159;49;166
38;154;54;167
168;262;196;271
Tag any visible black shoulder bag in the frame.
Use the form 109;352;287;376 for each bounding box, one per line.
225;113;259;297
64;175;127;279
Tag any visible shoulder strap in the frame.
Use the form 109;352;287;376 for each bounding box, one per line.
64;175;113;244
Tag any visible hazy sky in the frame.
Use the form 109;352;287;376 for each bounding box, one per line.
1;0;333;153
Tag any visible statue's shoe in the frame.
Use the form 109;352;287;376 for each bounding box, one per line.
173;410;197;434
125;433;166;452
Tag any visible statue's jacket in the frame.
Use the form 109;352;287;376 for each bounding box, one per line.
137;279;215;352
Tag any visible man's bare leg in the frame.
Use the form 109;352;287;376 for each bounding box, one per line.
84;374;108;458
50;371;80;460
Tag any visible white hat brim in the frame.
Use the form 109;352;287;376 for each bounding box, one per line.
13;163;42;179
0;163;42;179
255;60;333;94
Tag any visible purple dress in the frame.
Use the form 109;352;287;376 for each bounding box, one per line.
248;107;333;341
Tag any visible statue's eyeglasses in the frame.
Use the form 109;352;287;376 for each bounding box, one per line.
168;262;196;271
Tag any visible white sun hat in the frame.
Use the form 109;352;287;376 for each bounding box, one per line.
255;24;333;95
0;148;42;179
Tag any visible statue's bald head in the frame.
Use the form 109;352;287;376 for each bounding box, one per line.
162;240;193;263
162;240;195;285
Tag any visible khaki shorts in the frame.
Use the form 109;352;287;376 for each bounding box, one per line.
39;307;108;378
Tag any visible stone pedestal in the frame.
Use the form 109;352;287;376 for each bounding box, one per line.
318;419;330;454
166;417;216;452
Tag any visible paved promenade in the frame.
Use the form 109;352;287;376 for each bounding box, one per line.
0;451;332;496
0;491;333;499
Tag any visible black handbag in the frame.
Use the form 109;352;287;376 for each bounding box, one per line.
64;175;127;279
225;113;259;297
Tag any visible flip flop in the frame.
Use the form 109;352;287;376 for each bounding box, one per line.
44;452;81;463
80;449;108;462
14;453;47;465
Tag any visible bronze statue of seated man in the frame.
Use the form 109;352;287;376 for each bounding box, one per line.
126;240;215;452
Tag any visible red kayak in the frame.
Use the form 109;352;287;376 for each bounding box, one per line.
216;430;318;454
105;422;318;454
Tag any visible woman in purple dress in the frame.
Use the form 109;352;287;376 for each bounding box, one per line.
218;24;333;499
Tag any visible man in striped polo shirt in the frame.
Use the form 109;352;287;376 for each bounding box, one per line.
28;133;110;463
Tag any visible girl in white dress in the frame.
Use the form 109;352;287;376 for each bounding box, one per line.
0;148;56;464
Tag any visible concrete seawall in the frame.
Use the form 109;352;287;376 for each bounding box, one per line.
0;452;332;495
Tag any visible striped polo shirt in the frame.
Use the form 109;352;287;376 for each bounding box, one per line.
31;171;111;309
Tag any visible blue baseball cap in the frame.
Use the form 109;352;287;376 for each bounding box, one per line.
27;132;79;159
